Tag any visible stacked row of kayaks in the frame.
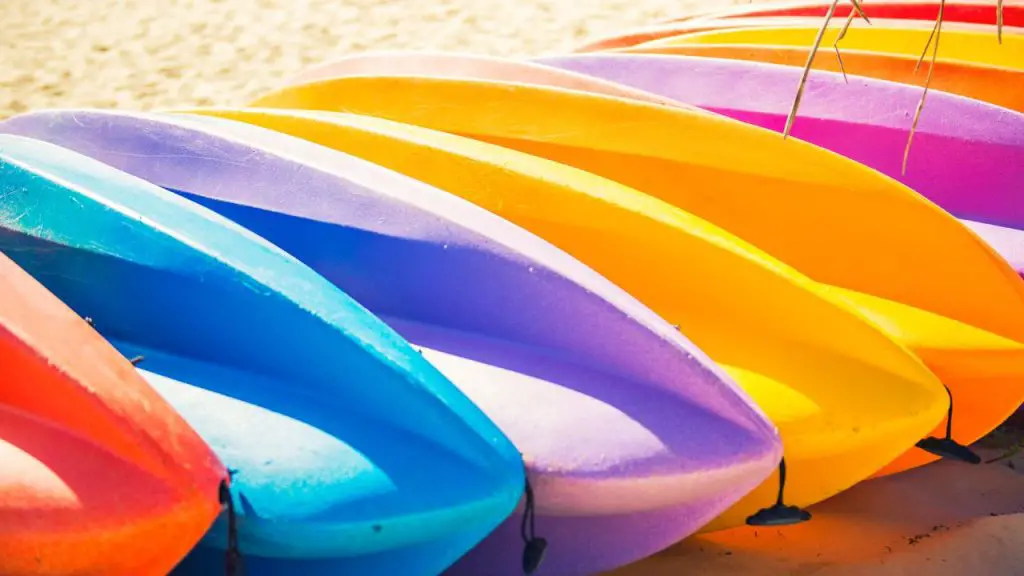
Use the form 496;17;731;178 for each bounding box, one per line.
2;1;1023;574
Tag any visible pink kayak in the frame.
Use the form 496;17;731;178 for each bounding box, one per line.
537;53;1024;275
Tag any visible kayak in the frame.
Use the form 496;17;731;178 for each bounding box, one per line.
966;221;1024;277
617;43;1024;114
535;54;1024;272
283;52;1024;275
243;77;1024;476
3;109;786;576
576;16;1020;53
0;134;525;576
283;51;681;107
663;0;1024;27
171;106;949;534
0;252;224;575
633;24;1024;71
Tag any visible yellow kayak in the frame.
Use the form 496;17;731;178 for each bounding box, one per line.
635;22;1024;71
176;106;947;532
243;77;1024;476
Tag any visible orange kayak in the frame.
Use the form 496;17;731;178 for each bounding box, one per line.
0;252;225;575
248;76;1024;476
618;43;1024;114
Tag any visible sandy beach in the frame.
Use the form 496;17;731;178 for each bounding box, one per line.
1;0;742;117
4;1;1024;574
611;443;1024;575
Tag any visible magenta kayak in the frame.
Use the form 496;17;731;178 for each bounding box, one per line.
536;54;1024;274
0;109;782;576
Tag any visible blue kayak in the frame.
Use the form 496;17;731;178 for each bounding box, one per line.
0;110;784;575
0;134;525;575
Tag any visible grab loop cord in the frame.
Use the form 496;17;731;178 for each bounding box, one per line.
775;457;789;505
745;457;812;526
80;317;145;368
520;477;547;574
218;474;243;576
915;384;981;464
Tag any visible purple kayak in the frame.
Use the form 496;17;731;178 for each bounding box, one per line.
0;109;781;576
535;53;1024;275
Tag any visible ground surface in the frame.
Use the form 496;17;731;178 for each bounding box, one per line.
5;1;1024;574
609;440;1024;575
0;0;747;117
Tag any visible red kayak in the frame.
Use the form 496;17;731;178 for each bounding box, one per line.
0;252;225;575
666;0;1024;27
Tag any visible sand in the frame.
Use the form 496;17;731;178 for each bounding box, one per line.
4;1;1024;574
608;444;1024;575
0;0;744;117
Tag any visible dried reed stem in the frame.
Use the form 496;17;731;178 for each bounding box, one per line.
998;0;1005;43
833;10;859;82
903;0;946;175
846;0;871;23
783;0;842;137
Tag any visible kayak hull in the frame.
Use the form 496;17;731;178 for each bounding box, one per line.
535;54;1024;271
965;221;1024;278
0;405;211;576
576;16;1020;53
1;109;785;574
634;25;1024;71
0;134;525;574
284;51;682;108
157;108;952;527
447;496;734;576
0;241;225;575
618;44;1024;114
232;78;1024;478
666;0;1024;27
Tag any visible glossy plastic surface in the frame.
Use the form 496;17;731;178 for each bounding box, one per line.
284;51;681;108
576;15;1022;52
667;0;1024;26
0;251;224;575
0;109;787;575
180;106;949;533
618;43;1024;113
0;134;523;575
244;77;1024;476
537;54;1024;271
636;22;1024;70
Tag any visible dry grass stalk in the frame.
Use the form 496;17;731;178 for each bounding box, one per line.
846;0;871;22
903;0;946;175
914;8;942;71
785;0;1008;176
998;0;1005;43
833;10;860;82
785;0;869;134
783;0;842;137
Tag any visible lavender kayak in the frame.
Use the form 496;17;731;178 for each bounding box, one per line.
537;54;1024;273
965;221;1024;274
0;109;782;576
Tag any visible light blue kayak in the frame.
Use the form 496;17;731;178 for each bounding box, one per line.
0;134;525;575
0;109;784;576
